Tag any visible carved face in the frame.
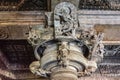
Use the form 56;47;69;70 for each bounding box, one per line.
60;7;71;15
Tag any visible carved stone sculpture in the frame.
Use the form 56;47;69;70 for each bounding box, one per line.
29;2;104;80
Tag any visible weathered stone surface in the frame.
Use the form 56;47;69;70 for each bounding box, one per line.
0;1;120;80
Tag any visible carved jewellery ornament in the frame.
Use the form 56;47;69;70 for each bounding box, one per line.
29;2;104;80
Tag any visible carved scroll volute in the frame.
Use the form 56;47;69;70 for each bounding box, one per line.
54;2;78;39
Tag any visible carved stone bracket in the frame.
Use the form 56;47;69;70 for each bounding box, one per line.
29;2;105;80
